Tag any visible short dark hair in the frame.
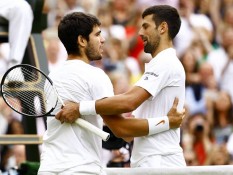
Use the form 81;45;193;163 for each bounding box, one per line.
142;5;181;40
58;12;101;55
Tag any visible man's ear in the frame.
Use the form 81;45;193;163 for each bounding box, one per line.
159;22;168;34
77;35;86;47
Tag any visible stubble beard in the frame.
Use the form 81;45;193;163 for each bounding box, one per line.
85;43;102;61
144;35;160;55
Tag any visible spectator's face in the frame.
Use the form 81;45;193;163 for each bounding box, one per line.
221;28;233;49
179;0;194;17
139;14;160;56
224;6;233;26
64;0;77;9
189;114;208;137
97;8;112;27
199;63;214;85
199;0;212;13
113;0;131;11
182;50;196;72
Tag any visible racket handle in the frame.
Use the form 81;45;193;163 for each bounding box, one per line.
75;118;110;141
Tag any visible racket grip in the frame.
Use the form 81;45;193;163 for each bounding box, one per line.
75;118;110;141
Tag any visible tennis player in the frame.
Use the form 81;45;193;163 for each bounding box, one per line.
56;5;186;168
38;11;185;174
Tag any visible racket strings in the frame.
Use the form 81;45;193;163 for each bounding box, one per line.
2;66;54;116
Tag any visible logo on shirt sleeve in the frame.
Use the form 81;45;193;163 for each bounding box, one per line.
143;72;159;80
145;72;159;77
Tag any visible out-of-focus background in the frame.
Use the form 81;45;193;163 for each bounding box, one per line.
0;0;233;173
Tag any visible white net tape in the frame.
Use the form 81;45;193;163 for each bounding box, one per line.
1;135;233;174
105;166;233;175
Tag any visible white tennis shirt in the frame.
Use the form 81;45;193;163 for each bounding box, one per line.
38;60;114;173
131;48;186;167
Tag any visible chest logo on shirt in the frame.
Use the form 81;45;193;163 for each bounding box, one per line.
156;120;165;126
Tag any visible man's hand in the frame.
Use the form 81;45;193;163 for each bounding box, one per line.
167;97;185;129
55;101;80;123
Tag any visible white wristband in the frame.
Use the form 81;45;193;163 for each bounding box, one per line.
147;116;169;136
79;101;97;115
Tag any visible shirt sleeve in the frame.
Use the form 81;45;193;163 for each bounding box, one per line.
134;63;172;99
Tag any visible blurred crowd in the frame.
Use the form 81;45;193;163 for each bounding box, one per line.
0;0;233;172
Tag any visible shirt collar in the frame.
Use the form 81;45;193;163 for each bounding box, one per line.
149;48;176;64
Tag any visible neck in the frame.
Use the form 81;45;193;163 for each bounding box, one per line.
152;40;173;58
67;54;89;64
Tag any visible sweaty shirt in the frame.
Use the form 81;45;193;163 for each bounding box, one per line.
130;48;186;167
38;60;114;173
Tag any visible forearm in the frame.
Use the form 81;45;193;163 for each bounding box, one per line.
96;94;137;115
102;115;149;138
80;86;150;116
102;115;170;138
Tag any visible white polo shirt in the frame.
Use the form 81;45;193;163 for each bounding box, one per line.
38;60;114;174
130;48;186;167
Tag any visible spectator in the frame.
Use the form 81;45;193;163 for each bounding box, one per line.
185;62;215;115
182;113;213;165
175;0;214;57
0;0;33;69
211;91;233;145
45;38;66;72
181;48;200;86
0;119;26;173
207;27;233;102
206;145;231;165
97;5;126;40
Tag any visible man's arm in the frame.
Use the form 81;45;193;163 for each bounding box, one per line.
56;98;185;140
102;114;148;138
56;86;150;123
102;97;184;137
95;86;150;115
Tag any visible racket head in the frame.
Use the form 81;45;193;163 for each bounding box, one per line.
0;64;58;117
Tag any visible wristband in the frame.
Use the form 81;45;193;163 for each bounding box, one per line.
147;116;169;136
79;101;97;115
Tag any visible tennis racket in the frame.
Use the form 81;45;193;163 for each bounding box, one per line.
0;64;110;141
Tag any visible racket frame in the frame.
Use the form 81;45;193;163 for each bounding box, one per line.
0;64;110;141
1;64;57;117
